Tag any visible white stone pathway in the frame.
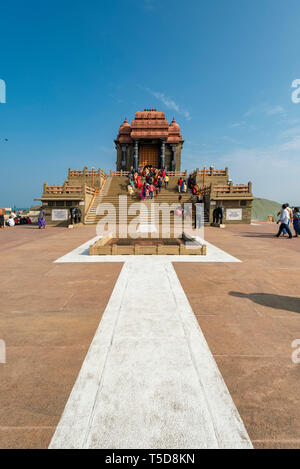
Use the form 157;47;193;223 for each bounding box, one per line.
49;240;252;449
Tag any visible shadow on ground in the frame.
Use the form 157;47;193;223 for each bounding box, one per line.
230;291;300;314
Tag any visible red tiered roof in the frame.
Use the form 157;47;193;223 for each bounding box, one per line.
116;109;183;144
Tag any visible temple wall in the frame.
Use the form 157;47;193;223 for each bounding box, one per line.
67;174;106;189
41;199;84;227
196;174;228;187
208;199;252;224
175;143;182;171
116;144;134;171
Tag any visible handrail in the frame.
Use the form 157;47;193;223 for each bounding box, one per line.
68;167;108;178
85;188;99;217
44;185;83;194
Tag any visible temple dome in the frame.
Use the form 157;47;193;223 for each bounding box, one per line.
167;117;182;143
119;118;131;134
117;118;132;143
169;117;180;132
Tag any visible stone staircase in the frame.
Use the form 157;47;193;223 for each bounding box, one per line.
84;176;196;230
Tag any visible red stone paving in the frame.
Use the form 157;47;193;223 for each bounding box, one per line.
1;222;300;448
175;222;300;449
0;225;122;448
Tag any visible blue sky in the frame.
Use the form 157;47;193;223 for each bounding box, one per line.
1;0;300;206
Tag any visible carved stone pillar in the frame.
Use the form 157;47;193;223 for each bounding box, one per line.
160;139;166;169
133;140;139;170
121;145;127;171
171;145;177;171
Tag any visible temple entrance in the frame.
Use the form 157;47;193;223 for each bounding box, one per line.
139;145;159;168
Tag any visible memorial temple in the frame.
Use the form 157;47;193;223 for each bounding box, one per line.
37;109;254;227
115;109;183;171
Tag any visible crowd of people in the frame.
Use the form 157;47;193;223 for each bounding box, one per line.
127;167;204;202
0;213;33;228
276;204;300;238
127;166;169;200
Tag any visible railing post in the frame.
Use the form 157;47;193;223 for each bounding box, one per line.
229;181;233;193
83;166;87;177
110;169;112;177
248;181;252;193
68;168;71;178
63;182;67;194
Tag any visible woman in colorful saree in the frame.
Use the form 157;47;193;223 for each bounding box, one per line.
38;208;46;229
293;207;300;237
140;183;147;201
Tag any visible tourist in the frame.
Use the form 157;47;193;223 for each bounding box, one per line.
0;212;4;229
178;178;183;192
286;203;293;223
136;174;142;189
6;215;15;227
164;174;169;189
148;183;154;199
293;207;300;237
38;208;46;229
140;183;147;201
157;177;162;193
128;184;134;196
276;204;293;239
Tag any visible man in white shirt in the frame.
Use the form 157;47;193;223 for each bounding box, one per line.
6;216;15;227
276;204;293;238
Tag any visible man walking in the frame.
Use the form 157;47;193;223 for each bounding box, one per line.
276;204;293;239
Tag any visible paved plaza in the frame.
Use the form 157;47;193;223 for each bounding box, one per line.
1;223;300;448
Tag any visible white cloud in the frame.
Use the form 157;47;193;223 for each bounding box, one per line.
265;105;286;116
223;136;240;144
244;103;286;118
145;88;191;120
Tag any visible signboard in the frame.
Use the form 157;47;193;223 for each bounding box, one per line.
226;208;242;221
210;200;216;206
52;209;69;221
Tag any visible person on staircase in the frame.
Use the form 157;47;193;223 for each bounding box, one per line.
157;177;162;193
178;178;183;193
140;183;147;201
148;183;154;199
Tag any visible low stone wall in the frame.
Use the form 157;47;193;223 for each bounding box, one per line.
89;236;206;256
